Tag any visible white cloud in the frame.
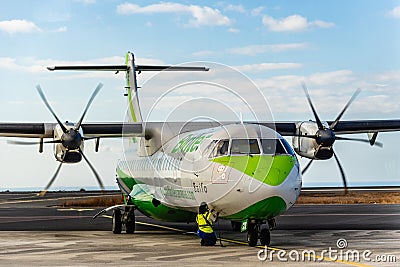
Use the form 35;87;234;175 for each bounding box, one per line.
116;2;232;27
0;19;42;34
262;14;334;32
235;63;303;72
0;55;164;77
308;70;355;86
228;28;239;33
227;43;308;56
388;6;400;18
254;69;400;116
251;6;264;16
224;4;246;13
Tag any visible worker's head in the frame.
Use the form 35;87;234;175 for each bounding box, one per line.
199;202;208;213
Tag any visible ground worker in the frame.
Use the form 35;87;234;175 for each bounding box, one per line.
196;202;218;246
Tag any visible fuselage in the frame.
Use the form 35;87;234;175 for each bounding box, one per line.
116;123;302;223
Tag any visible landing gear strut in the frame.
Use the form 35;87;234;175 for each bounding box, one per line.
246;218;275;247
111;206;136;234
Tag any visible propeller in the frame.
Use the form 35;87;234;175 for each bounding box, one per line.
13;84;105;196
298;83;381;193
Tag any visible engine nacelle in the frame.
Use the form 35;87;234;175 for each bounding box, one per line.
292;121;334;160
53;122;84;163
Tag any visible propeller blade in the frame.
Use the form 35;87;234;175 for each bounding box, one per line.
330;88;361;130
302;82;324;130
8;140;62;145
38;162;63;197
78;148;105;191
335;136;383;148
301;159;314;175
36;85;68;133
333;151;348;194
74;83;103;131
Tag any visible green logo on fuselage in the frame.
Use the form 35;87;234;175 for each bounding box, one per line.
171;133;212;154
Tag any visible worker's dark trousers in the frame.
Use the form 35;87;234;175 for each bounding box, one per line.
197;229;217;246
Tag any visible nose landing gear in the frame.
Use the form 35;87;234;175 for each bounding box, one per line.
246;218;275;247
112;206;136;234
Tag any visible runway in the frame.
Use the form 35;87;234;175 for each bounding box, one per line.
0;191;399;266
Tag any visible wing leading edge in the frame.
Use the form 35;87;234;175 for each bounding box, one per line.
1;120;400;139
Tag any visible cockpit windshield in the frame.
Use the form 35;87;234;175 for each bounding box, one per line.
260;138;295;155
207;138;294;158
230;139;260;154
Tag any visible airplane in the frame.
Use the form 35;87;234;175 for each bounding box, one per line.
1;51;400;247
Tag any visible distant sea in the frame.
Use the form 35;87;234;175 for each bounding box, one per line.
0;186;120;192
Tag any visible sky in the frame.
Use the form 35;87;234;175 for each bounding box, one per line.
0;0;399;190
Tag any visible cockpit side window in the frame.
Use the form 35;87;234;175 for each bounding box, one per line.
230;139;260;154
280;138;295;155
208;139;229;158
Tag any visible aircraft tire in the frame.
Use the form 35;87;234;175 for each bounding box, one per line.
247;223;258;247
112;209;122;234
260;228;270;246
126;211;135;234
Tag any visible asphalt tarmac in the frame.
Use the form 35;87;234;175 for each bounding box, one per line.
0;191;399;266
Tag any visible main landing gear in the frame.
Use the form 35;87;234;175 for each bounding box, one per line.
112;206;136;234
246;218;276;247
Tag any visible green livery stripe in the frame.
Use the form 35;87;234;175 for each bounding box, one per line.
212;155;295;186
116;167;139;191
125;52;137;122
131;184;197;222
135;199;197;222
224;196;287;220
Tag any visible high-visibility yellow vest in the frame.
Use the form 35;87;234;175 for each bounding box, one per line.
196;211;213;233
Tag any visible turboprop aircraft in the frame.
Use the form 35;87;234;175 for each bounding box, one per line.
1;51;400;247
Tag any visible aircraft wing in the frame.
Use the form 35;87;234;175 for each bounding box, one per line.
325;120;400;134
0;123;143;138
267;120;400;135
1;120;400;139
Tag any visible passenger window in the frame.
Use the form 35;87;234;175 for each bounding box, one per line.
230;139;260;154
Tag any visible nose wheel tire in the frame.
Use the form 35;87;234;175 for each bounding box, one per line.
112;209;122;234
126;210;135;234
260;228;270;246
247;223;258;247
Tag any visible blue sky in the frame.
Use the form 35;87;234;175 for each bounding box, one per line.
0;0;399;190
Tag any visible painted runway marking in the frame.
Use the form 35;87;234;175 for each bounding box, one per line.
57;208;95;212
